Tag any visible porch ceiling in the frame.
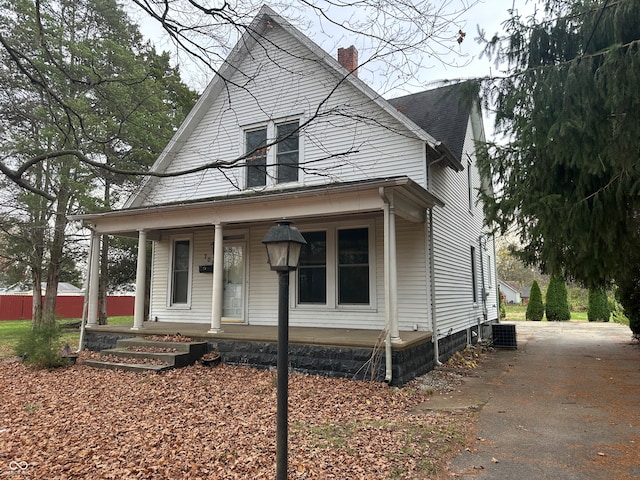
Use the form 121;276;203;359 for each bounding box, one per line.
70;176;444;237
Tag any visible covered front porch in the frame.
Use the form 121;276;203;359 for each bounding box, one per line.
81;322;465;387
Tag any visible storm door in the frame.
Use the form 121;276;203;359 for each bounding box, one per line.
222;244;245;322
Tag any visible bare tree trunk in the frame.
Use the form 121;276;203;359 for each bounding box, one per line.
98;233;109;324
98;177;110;325
42;186;70;323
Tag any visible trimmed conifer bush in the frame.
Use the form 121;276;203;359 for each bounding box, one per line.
588;286;610;322
546;275;571;321
526;281;544;321
499;289;507;320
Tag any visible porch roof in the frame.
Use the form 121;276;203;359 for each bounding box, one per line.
70;176;444;238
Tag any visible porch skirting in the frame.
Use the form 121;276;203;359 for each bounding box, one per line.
83;323;485;387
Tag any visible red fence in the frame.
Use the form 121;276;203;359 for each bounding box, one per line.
0;295;134;321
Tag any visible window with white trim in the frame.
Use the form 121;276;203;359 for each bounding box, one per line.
245;128;268;188
276;121;299;183
170;237;192;306
298;231;327;304
244;120;300;189
337;228;369;304
297;224;373;308
471;245;478;303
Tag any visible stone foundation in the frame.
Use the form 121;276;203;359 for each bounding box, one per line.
84;324;489;387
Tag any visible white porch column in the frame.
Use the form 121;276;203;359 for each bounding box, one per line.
86;230;100;326
388;205;400;343
132;229;147;330
209;223;224;333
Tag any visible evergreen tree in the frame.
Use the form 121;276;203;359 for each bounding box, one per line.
498;288;507;320
0;0;195;325
588;286;610;322
476;0;640;288
546;275;571;321
526;280;544;321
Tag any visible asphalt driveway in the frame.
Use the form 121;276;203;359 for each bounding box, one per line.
419;321;640;479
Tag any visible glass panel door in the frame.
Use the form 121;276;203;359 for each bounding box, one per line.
222;245;244;322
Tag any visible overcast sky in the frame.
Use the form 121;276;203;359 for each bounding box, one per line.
136;1;536;90
135;1;536;140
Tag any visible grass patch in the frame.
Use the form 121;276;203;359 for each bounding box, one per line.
505;304;589;322
291;417;469;478
0;316;133;359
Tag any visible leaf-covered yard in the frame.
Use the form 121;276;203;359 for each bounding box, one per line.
0;358;474;479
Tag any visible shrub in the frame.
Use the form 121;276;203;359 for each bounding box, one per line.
526;281;544;321
498;288;507;320
588;286;610;322
546;275;571;321
14;321;67;369
617;255;640;338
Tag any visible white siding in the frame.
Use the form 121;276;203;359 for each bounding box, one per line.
429;117;498;339
396;217;430;331
147;215;434;332
149;229;216;323
138;23;426;206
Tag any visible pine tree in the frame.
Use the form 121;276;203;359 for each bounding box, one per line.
526;281;544;321
588;286;610;322
476;0;640;288
546;275;571;321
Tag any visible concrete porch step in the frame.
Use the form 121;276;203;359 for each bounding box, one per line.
83;359;173;373
84;338;209;373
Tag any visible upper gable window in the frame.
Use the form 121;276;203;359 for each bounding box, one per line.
244;119;301;189
276;121;299;183
246;128;268;188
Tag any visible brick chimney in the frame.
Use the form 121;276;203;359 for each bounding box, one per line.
337;45;358;77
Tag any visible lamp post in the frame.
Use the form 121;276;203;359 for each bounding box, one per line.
261;220;307;480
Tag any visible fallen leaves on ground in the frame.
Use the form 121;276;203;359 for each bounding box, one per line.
0;359;475;479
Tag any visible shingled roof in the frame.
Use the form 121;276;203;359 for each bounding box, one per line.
387;82;473;165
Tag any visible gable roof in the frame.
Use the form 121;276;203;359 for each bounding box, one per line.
125;5;466;208
388;82;473;170
498;280;520;296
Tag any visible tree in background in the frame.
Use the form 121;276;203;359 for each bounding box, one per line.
616;218;640;337
588;286;610;322
498;287;507;320
526;280;544;321
546;275;571;321
0;0;195;325
476;0;640;294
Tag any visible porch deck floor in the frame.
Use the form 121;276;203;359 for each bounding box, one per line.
85;322;432;351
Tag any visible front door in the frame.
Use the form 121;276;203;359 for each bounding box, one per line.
222;244;245;322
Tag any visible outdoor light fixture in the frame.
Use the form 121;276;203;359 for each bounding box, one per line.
262;219;307;271
261;219;306;480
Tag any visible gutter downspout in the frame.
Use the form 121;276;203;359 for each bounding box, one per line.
478;236;488;342
428;208;442;366
427;152;446;367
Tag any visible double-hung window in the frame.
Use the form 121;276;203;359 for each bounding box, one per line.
297;231;327;303
297;225;372;308
276;122;299;183
337;228;370;304
471;245;478;304
244;120;300;189
245;128;268;188
170;237;192;306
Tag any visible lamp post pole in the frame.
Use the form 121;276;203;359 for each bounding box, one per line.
261;219;306;480
276;269;289;480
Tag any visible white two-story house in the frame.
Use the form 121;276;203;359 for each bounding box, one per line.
73;6;498;385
